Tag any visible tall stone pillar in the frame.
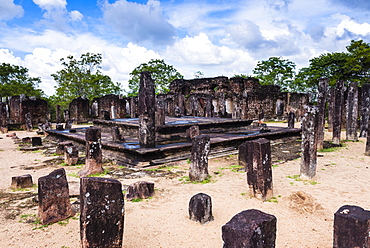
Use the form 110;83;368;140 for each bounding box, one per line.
156;96;166;126
78;127;103;177
301;105;319;179
317;78;328;150
360;84;370;137
332;81;344;144
189;134;210;182
138;71;156;148
346;82;359;141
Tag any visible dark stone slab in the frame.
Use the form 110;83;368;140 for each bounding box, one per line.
80;177;124;248
189;193;214;224
222;209;277;248
333;205;370;248
38;168;74;225
79;127;103;177
56;141;73;155
32;137;42;146
189;134;210;182
64;145;79;165
11;174;33;189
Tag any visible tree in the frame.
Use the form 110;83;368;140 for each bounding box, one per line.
252;57;296;91
0;63;44;98
344;39;370;83
194;71;204;79
127;59;183;96
51;53;121;108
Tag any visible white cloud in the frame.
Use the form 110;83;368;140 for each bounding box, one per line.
100;0;175;45
0;0;24;21
33;0;67;10
69;10;83;22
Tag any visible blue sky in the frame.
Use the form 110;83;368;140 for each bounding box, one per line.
1;0;369;96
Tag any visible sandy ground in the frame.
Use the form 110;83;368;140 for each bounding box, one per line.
0;124;369;248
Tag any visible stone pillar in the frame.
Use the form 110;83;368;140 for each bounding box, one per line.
328;87;334;132
56;105;61;124
317;78;328;150
186;125;200;142
275;98;284;116
125;181;155;201
156;96;166;126
65;119;73;130
360;84;370;137
189;193;214;224
238;142;247;170
189;134;210;182
38;168;74;225
64;145;79;165
80;177;124;248
222;209;276;248
205;96;213;117
243;138;273;201
332;81;344;145
346;82;359;141
365;126;370;156
64;109;70;122
287;110;295;129
78;127;103;177
301;105;319;179
138;71;156;148
56;141;73;155
111;126;124;142
25;112;32;131
333;205;370;248
11;174;33;189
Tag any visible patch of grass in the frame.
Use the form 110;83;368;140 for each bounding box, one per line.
331;163;337;165
321;168;326;170
272;164;279;168
87;170;110;177
286;175;300;179
0;149;4;151
12;184;37;192
131;198;143;202
180;175;214;184
67;172;79;178
267;196;278;203
318;146;341;152
213;171;223;176
31;150;42;153
186;158;191;164
227;154;235;158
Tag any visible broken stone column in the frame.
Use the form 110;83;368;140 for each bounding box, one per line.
138;71;156;148
25;112;32;131
56;141;73;155
111;126;124;142
365;128;370;156
346;82;359;141
38;168;74;225
78;127;104;177
333;205;370;248
125;181;155;201
56;105;61;124
301;105;319;179
222;209;277;248
243;138;273;201
80;177;124;248
287;110;295;129
11;174;33;189
189;134;210;182
332;81;344;145
360;83;370;137
317;78;328;150
186;125;200;142
189;193;214;224
32;137;42;146
64;145;79;165
155;96;166;126
238;142;248;170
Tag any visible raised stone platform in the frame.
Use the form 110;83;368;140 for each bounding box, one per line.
46;117;301;167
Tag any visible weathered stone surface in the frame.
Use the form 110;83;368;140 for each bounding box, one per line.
222;209;277;248
346;82;359;141
32;137;42;146
138;71;156;148
301;105;319;179
332;81;344;144
64;145;79;165
56;124;64;130
69;97;89;123
316;79;328;150
189;193;214;224
125;181;155;201
111;126;124;142
11;174;33;189
78;127;103;177
333;205;370;248
38;168;74;225
56;104;61;123
22;137;31;144
186;125;200;142
80;177;124;248
360;83;370;137
25;112;32;131
56;141;73;155
238;142;247;170
243;138;273;201
156;96;166;126
189;134;210;182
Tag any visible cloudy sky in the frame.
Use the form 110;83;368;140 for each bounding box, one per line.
1;0;370;96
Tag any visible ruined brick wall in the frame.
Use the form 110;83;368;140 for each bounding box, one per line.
93;94;127;119
69;97;89;123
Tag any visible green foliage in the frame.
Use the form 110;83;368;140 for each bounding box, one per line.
233;74;252;78
127;59;183;96
51;53;121;109
252;56;296;91
0;63;44;98
194;71;204;78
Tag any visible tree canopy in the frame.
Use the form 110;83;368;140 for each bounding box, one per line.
127;59;183;96
252;56;296;92
51;53;121;108
0;63;44;98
